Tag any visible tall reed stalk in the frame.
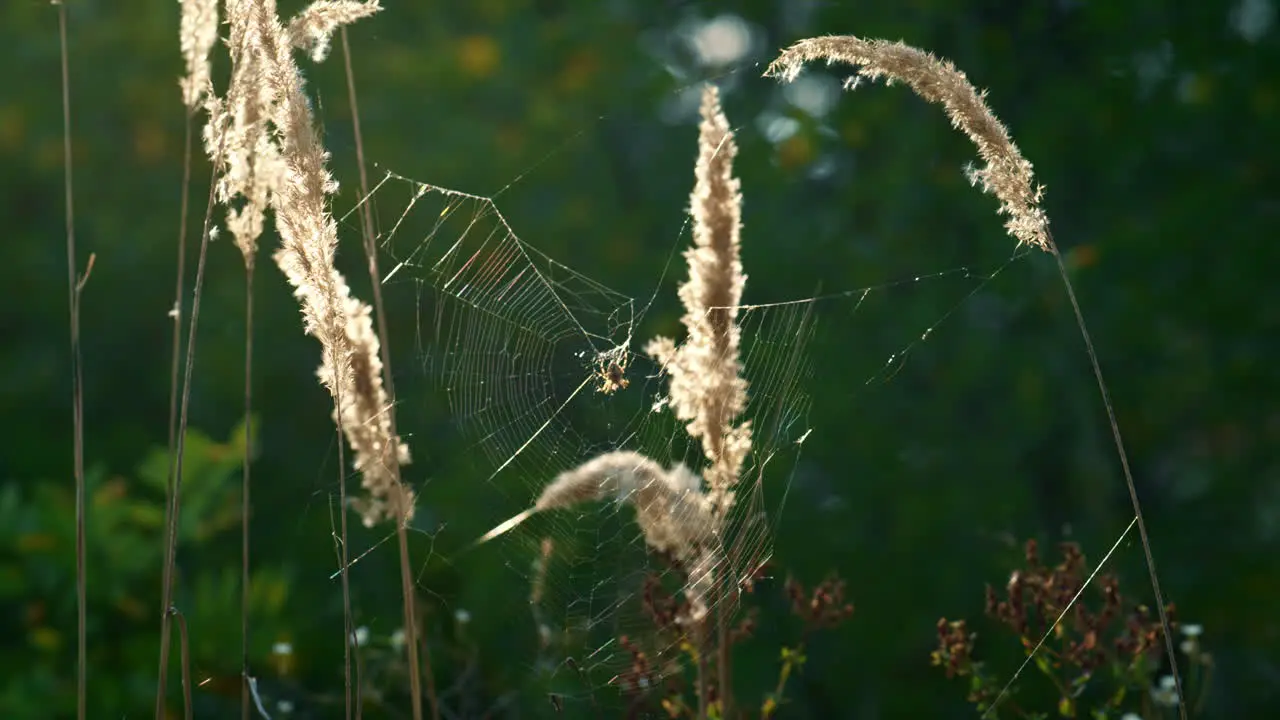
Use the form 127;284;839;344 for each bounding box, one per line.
55;3;88;718
766;35;1184;720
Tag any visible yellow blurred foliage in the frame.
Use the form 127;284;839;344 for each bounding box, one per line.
558;49;599;93
457;35;500;79
777;132;815;170
30;626;61;653
0;104;24;153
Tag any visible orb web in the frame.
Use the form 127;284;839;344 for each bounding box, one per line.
373;173;640;484
362;159;1032;714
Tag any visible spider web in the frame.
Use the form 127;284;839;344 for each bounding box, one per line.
360;155;1032;714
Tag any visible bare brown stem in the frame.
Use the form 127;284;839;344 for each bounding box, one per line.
397;523;425;720
170;608;195;720
168;111;193;547
334;428;354;720
56;5;86;718
340;26;431;720
241;262;255;720
154;165;220;720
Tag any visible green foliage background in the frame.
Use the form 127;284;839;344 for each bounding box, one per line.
2;0;1277;717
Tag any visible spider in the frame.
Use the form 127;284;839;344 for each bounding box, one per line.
595;349;630;395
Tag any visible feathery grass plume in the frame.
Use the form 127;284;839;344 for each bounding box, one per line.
287;0;376;62
267;0;416;527
475;451;719;617
765;36;1052;253
178;0;217;109
201;0;283;268
201;0;413;526
538;451;714;559
646;85;752;517
542;451;718;621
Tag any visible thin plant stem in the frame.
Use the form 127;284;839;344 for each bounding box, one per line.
241;261;255;720
1046;237;1184;718
329;40;358;718
165;97;196;720
168;111;194;548
155;165;220;720
340;27;430;720
57;5;87;717
170;608;195;720
334;429;354;720
396;523;425;720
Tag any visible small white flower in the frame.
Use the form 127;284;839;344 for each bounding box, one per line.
454;608;471;625
1121;714;1142;720
276;699;294;714
352;626;369;647
271;641;293;656
390;628;406;651
1150;674;1181;707
1182;623;1203;638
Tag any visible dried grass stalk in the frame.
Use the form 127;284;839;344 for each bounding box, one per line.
766;35;1052;253
202;0;412;526
768;35;1188;719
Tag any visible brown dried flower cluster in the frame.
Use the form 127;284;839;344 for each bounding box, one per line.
984;539;1175;671
932;539;1177;711
784;574;855;635
640;566;759;646
934;618;978;680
